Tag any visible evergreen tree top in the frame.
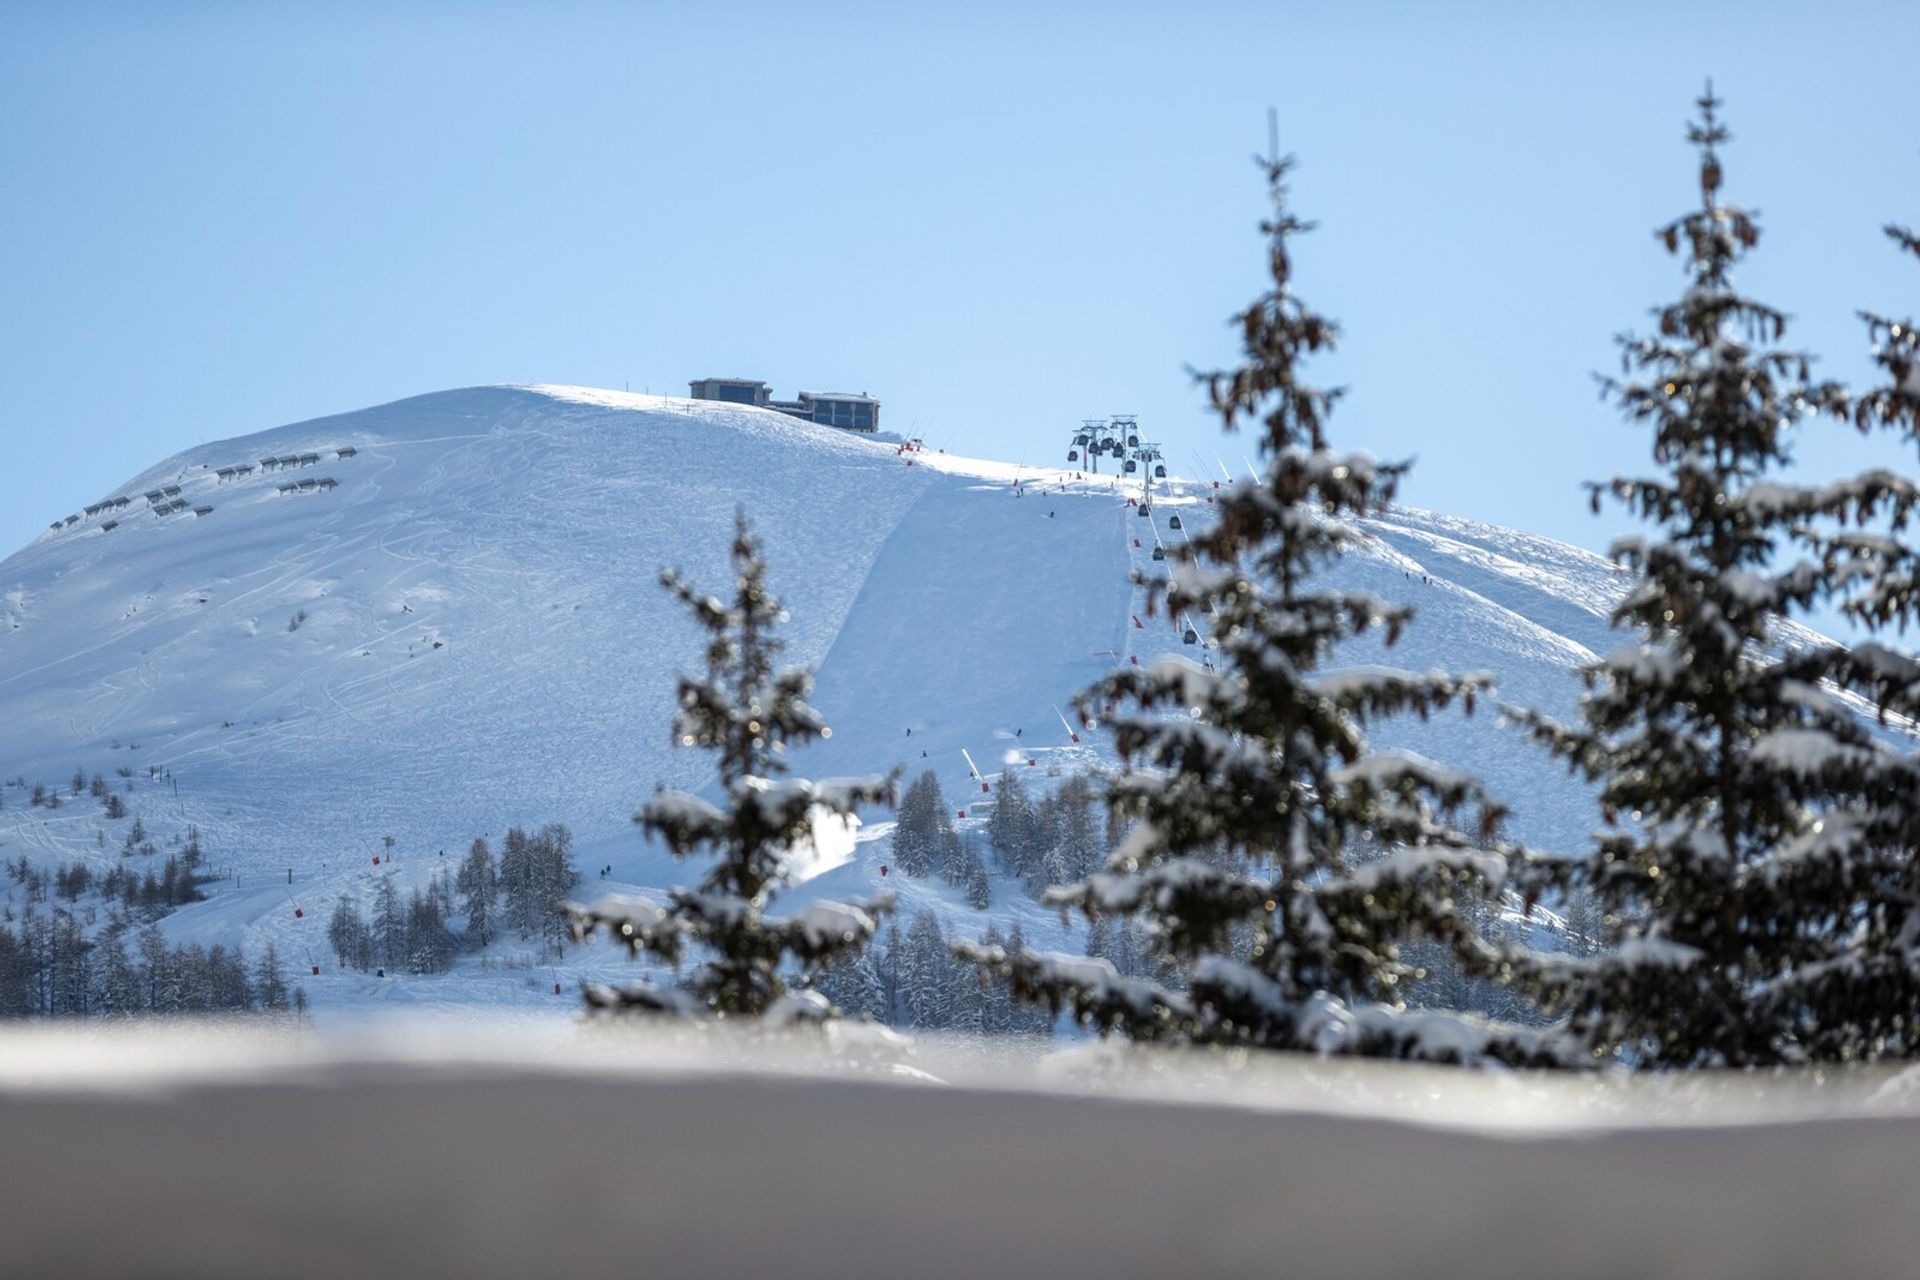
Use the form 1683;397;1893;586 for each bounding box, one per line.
1855;223;1920;437
573;511;895;1021
660;512;821;787
1842;221;1920;629
1205;150;1343;453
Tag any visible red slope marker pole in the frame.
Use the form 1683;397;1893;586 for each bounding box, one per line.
1051;704;1080;744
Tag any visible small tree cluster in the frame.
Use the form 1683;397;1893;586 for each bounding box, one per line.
324;827;574;975
890;770;992;897
499;824;578;951
891;771;959;878
327;895;375;971
975;920;1053;1035
329;871;461;975
814;910;1049;1035
1084;912;1153;982
0;918;301;1018
9;852;208;919
985;771;1106;898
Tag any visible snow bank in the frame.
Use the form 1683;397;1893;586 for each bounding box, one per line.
0;1023;1916;1279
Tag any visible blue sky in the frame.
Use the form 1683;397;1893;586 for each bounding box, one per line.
2;1;1914;565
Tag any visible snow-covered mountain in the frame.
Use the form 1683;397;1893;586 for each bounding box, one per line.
0;384;1660;1008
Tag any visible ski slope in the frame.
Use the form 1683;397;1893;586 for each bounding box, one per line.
0;384;1657;1009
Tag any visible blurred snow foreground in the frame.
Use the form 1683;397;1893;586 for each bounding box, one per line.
2;1023;1918;1279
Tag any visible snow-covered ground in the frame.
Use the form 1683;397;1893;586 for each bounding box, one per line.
1;1022;1916;1279
0;384;1670;1009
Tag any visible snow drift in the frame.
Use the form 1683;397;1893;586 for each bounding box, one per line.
0;1024;1915;1280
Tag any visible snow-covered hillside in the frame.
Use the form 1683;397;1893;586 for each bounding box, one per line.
0;385;1651;1009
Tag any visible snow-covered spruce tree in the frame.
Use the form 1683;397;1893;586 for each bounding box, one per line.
456;837;497;948
986;769;1039;878
1035;774;1104;893
1782;216;1920;1060
371;873;405;973
812;944;886;1021
1517;89;1920;1067
892;770;957;880
899;909;957;1029
1851;223;1920;453
963;848;992;909
570;513;896;1022
253;942;290;1013
327;896;372;971
1846;221;1920;629
961;143;1543;1065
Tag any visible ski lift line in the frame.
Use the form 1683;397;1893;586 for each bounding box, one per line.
1190;451;1216;488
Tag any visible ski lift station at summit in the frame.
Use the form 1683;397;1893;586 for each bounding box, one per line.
689;377;881;433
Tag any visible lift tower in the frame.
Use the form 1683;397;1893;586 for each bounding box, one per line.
1133;442;1165;512
1066;418;1122;473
